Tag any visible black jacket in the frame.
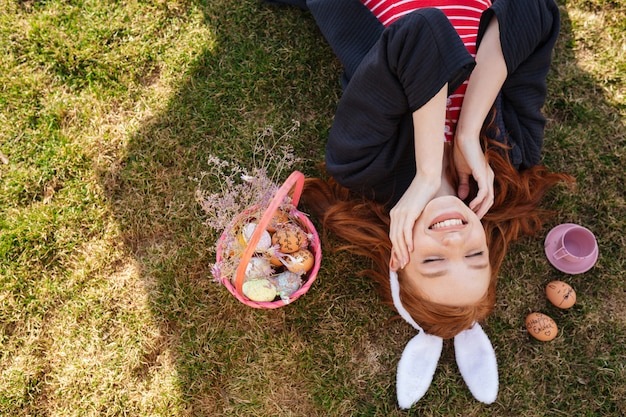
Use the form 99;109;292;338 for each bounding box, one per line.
311;0;560;205
263;0;560;205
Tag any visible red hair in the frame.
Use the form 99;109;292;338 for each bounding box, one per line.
301;115;574;339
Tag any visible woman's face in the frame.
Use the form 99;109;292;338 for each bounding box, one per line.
403;196;491;306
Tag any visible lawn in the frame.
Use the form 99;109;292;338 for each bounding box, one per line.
0;0;624;416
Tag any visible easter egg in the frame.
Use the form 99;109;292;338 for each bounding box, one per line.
267;210;290;233
269;254;284;267
525;312;558;342
284;248;315;275
241;223;272;252
545;280;576;309
271;271;303;301
243;256;272;282
271;224;308;253
242;279;277;302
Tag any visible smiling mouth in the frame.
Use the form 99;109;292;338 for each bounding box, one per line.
429;218;466;230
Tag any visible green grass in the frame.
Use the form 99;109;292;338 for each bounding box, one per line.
0;0;624;415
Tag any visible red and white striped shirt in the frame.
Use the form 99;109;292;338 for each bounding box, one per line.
361;0;491;141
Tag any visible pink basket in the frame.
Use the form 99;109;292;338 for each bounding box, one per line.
215;171;321;309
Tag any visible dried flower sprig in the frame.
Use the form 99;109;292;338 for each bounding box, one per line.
194;121;305;285
194;120;303;234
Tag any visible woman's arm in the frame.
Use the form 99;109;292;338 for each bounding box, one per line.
482;0;561;168
453;16;506;218
389;84;447;271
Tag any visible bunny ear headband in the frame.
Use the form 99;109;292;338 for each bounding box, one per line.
389;270;498;408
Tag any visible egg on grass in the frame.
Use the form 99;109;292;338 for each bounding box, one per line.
545;280;576;309
525;312;558;342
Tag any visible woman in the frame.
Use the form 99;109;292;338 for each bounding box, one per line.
263;0;574;406
262;0;572;338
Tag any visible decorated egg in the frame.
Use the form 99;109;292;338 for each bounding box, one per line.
271;224;308;253
241;223;272;252
525;312;558;342
271;271;303;302
268;254;284;267
243;256;272;282
546;280;576;309
284;248;315;275
242;279;277;302
267;210;290;233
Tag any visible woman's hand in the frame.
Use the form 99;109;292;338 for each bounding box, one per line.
453;137;494;219
389;174;440;271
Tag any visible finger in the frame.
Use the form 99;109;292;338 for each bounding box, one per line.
389;215;408;268
392;244;408;270
470;188;494;219
473;169;495;218
475;198;493;219
403;218;414;256
468;185;486;211
468;169;490;208
457;173;471;200
395;229;409;270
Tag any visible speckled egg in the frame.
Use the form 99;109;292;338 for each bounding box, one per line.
271;224;308;254
242;279;277;302
525;312;558;342
546;280;576;309
271;271;303;301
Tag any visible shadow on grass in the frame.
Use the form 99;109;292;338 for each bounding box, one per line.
100;1;398;415
101;0;625;415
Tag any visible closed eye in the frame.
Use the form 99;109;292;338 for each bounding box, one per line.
466;251;484;258
423;258;443;264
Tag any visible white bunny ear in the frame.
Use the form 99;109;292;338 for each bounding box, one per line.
390;270;443;408
454;322;498;404
390;271;498;406
389;270;422;331
396;331;443;409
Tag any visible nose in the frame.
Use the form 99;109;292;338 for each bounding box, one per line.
441;232;464;246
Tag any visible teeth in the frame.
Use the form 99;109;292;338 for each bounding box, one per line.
430;219;464;229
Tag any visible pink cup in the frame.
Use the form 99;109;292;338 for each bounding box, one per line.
545;223;599;274
552;226;597;262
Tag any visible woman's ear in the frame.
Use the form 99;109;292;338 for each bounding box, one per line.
389;255;400;272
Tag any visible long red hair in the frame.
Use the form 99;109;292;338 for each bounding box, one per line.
301;113;574;339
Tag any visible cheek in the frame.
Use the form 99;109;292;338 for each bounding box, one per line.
409;229;433;256
472;226;488;245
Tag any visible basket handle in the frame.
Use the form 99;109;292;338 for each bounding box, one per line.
234;171;305;294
